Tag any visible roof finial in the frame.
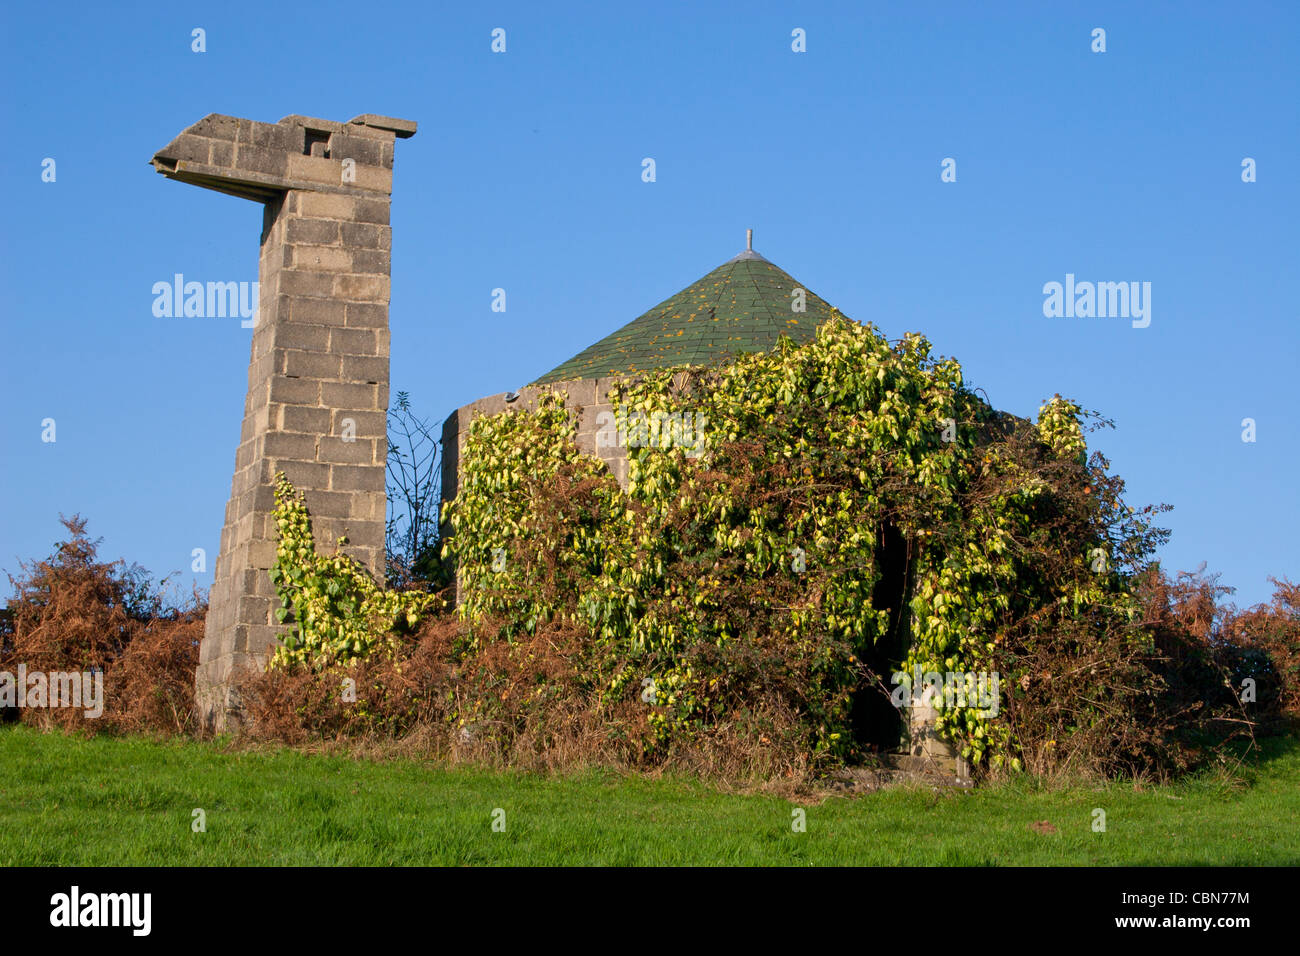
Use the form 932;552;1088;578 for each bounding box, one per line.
746;228;753;251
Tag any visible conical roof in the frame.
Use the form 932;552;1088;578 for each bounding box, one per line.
532;239;842;385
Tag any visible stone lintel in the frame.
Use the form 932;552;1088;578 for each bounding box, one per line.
349;114;418;138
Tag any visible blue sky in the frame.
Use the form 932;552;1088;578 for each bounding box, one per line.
1;0;1296;607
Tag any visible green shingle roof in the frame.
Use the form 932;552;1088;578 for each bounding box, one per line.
532;246;843;385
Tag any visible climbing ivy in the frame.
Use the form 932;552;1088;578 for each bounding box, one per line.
268;472;441;670
443;317;1152;769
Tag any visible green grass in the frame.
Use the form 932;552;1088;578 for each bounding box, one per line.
1;725;1297;865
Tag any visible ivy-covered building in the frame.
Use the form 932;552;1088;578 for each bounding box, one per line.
439;236;965;774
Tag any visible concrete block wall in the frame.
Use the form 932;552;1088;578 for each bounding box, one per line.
440;376;631;510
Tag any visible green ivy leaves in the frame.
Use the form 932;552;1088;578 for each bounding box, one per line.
267;473;442;671
441;318;1128;770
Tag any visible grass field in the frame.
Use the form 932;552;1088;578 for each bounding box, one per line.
1;726;1297;865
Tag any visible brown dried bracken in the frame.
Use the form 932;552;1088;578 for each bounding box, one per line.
2;516;203;736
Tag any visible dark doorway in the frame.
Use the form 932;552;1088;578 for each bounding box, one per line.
852;522;911;752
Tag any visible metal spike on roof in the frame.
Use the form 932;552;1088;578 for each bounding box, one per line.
727;227;768;264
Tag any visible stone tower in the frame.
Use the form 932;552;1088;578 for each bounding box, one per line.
151;112;417;730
